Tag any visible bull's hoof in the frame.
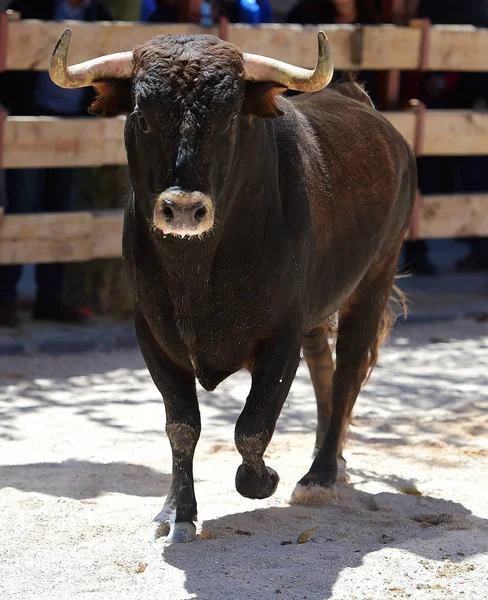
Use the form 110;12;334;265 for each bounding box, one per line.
149;519;196;544
289;482;339;506
235;463;279;499
165;522;197;544
149;505;197;543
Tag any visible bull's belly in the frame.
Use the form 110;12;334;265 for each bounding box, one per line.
144;310;261;391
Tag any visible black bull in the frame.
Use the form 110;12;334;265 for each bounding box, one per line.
52;33;416;543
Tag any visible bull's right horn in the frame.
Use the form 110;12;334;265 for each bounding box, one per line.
243;31;333;92
50;28;133;89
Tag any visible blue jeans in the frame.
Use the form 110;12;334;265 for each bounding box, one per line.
0;167;82;303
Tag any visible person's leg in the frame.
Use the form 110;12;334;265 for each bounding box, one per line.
454;157;488;271
0;169;44;326
402;155;456;276
403;239;436;275
34;167;88;321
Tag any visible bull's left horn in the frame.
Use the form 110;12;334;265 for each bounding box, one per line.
243;31;333;92
49;28;133;88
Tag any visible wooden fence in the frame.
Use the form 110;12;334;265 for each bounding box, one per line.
1;18;488;264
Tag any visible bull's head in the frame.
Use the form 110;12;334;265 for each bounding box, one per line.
50;29;333;239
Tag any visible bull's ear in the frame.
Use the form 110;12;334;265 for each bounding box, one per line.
243;82;287;119
88;79;133;117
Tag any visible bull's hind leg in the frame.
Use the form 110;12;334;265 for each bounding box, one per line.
135;312;200;544
302;324;348;481
293;257;399;502
302;325;335;456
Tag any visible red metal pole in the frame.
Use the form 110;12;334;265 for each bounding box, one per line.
219;15;229;41
0;10;8;73
179;0;202;23
0;11;8;170
378;0;407;109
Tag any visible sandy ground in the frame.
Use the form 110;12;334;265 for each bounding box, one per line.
1;318;487;600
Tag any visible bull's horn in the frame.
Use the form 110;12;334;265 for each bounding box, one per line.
243;31;333;92
49;28;133;89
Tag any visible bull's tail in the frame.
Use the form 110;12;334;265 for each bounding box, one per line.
319;280;408;455
362;282;408;385
325;281;408;386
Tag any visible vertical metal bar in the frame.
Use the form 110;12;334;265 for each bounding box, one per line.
378;0;406;109
219;15;229;41
0;109;5;169
407;17;431;240
408;99;426;240
180;0;202;23
0;11;8;172
413;17;431;71
0;10;8;72
381;0;406;24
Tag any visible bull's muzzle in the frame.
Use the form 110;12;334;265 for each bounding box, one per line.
153;189;214;238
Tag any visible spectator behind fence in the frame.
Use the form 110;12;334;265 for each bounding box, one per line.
285;1;380;106
0;103;5;220
140;0;157;21
412;0;488;272
0;0;112;328
286;0;378;26
147;0;178;22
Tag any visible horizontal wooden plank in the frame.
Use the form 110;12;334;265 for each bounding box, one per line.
423;111;488;156
5;110;488;169
1;196;488;264
0;210;123;264
428;26;488;72
416;194;488;239
92;209;124;259
0;211;95;264
6;20;217;71
3;116;126;168
6;20;488;72
232;23;422;71
383;110;488;156
228;24;360;70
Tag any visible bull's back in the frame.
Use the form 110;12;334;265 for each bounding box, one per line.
290;87;415;247
284;87;416;318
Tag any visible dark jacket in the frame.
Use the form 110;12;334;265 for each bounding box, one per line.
0;168;5;210
0;0;112;116
417;0;488;26
286;0;378;25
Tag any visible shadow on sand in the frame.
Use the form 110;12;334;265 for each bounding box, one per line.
163;483;488;600
0;460;170;499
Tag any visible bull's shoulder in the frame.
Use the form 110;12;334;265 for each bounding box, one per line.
289;89;413;160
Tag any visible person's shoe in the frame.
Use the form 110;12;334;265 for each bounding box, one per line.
0;300;20;328
455;252;488;273
33;301;92;323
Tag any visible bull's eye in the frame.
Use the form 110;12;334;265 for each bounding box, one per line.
132;107;150;134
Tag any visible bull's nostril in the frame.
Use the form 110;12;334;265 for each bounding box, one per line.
162;203;174;222
194;205;207;223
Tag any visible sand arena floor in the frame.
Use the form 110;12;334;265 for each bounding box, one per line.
1;318;487;600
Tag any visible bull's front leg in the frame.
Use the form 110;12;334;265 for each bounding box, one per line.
235;332;301;499
135;312;200;544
